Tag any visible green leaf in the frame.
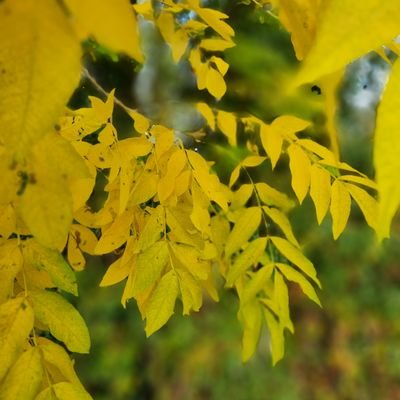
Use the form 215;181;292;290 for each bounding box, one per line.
28;290;90;354
23;240;77;295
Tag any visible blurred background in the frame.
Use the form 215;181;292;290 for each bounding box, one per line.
71;2;400;399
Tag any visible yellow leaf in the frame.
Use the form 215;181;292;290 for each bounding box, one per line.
206;66;227;100
330;179;351;239
65;0;143;62
217;111;237;146
23;240;77;295
288;144;311;203
121;269;136;308
230;184;253;210
19;179;72;250
263;206;299;246
67;227;95;271
145;270;179;336
35;382;93;400
0;346;42;400
238;300;262;362
19;133;89;250
298;139;335;162
279;0;321;60
37;337;84;388
200;38;235;51
196;102;216;130
171;243;209;280
320;70;343;159
189;49;209;90
0;0;81;156
274;270;293;332
158;150;187;203
374;59;400;240
339;174;377;190
0;205;16;240
190;2;234;41
276;263;321;306
242;263;274;304
0;240;22;303
119;137;153;158
128;110;151;134
187;150;230;210
263;308;284;365
225;207;262;258
0;155;19;206
210;56;229;76
166;209;196;246
28;290;90;354
99;257;131;288
296;1;400;84
174;170;191;197
242;156;267;168
344;183;377;231
94;210;133;254
158;12;189;62
210;215;230;256
152;125;174;157
255;183;295;211
175;267;203;315
260;123;283;169
270;236;320;287
229;164;241;188
310;164;331;224
98;123;116;146
136;207;165;252
190;181;211;234
130;167;159;205
271;115;311;139
133;241;169;295
0;297;34;381
226;237;267;286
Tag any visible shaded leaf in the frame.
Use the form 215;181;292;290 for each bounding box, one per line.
28;291;90;354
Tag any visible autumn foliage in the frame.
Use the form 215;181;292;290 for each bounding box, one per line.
0;0;399;398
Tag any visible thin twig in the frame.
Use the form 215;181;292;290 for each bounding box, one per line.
82;67;135;115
